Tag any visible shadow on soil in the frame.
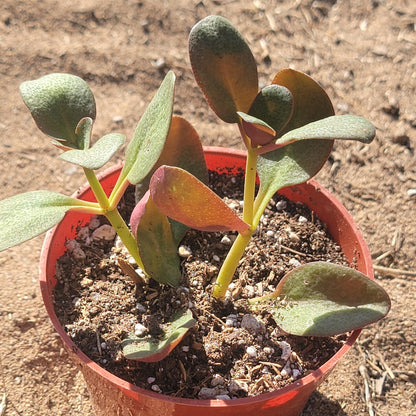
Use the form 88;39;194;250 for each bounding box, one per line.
301;390;348;416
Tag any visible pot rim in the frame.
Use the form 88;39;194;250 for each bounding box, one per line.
40;146;370;407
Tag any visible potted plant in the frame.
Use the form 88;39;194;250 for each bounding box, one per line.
0;15;390;416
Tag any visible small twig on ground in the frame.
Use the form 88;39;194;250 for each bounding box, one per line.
373;264;416;278
359;365;375;416
0;393;6;416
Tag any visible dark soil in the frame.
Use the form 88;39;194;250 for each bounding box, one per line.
53;172;349;399
1;1;415;415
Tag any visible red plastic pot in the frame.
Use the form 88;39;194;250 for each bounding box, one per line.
40;147;373;416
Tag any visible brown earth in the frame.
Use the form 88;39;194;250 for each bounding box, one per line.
0;0;415;415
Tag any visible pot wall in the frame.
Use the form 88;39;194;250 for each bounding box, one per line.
40;147;372;416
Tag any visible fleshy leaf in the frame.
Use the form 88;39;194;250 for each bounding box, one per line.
132;193;182;287
135;115;208;244
59;132;126;170
255;69;336;213
189;15;258;123
119;71;175;185
150;166;249;233
20;73;96;148
272;69;334;133
0;191;86;251
251;262;391;336
122;310;196;362
238;112;276;147
256;139;333;215
276;115;375;146
245;85;293;145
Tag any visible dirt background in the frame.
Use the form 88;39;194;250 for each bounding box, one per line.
0;0;415;415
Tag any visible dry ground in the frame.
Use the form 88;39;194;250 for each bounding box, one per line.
0;0;415;415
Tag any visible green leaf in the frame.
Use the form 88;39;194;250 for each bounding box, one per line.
59;132;126;170
272;69;334;133
251;262;391;336
189;15;258;123
133;194;182;287
255;69;336;214
0;191;84;251
245;85;293;145
122;310;196;362
20;73;96;148
276;115;376;146
256;139;333;213
120;71;175;185
150;166;249;234
134;115;208;245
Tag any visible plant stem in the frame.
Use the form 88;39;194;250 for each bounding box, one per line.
243;147;257;225
212;229;253;299
105;208;145;271
83;168;146;272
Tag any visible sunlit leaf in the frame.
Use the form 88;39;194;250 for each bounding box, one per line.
256;139;333;214
122;309;196;362
131;193;181;287
276;115;375;146
251;262;391;336
119;71;175;185
150;166;249;233
20;73;96;148
0;191;86;251
246;85;293;145
59;132;125;170
272;69;334;133
189;15;258;123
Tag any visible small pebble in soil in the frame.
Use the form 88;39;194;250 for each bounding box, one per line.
151;384;162;393
147;377;156;384
198;387;217;399
220;235;232;245
212;255;220;262
178;245;192;257
241;314;264;334
225;314;238;327
279;340;292;361
134;323;147;336
246;346;257;358
407;188;416;197
92;225;116;241
289;258;302;268
266;230;275;238
88;216;101;230
298;215;308;224
215;394;231;400
275;200;287;211
136;303;147;313
211;374;225;387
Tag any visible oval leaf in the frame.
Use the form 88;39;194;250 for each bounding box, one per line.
59;132;126;170
20;73;96;148
133;194;182;287
276;115;376;146
122;310;196;362
150;166;249;233
252;262;391;336
0;191;85;251
119;71;175;185
247;84;293;143
189;15;258;123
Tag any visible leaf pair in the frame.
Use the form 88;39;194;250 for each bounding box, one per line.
0;71;177;252
130;116;249;287
250;262;391;337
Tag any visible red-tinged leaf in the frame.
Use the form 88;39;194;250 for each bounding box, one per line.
122;310;196;362
238;112;276;146
150;166;249;233
131;192;182;287
272;69;334;133
250;262;391;337
189;15;258;123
